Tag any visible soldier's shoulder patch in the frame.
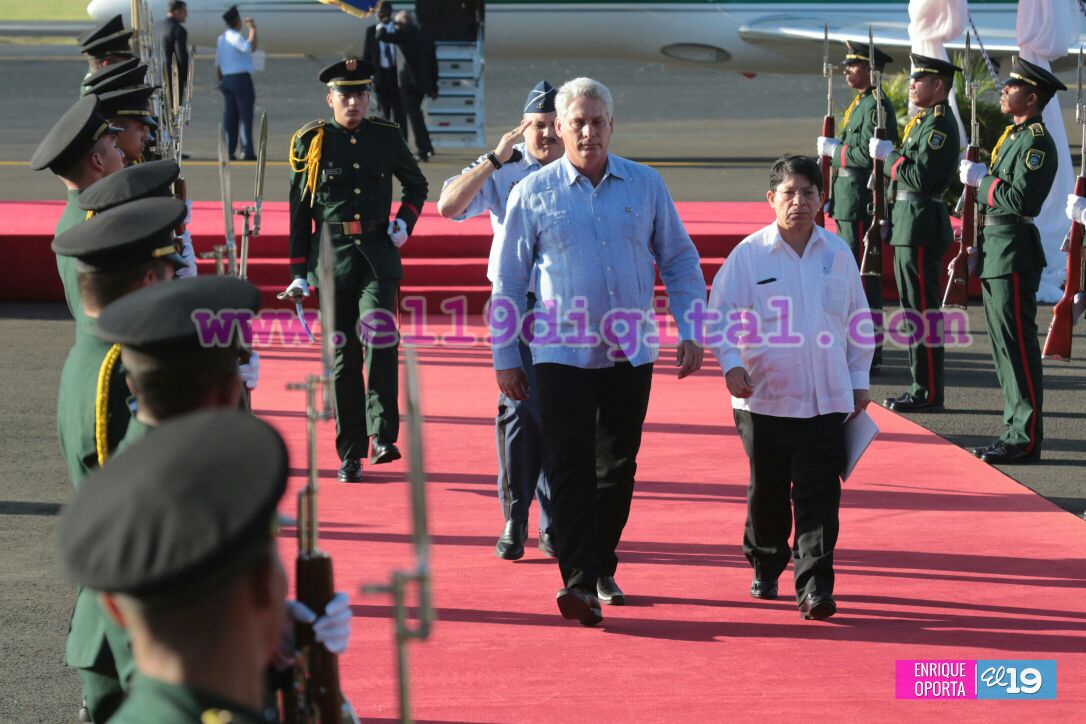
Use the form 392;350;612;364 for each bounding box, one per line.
928;129;948;150
1024;148;1046;170
366;116;400;129
1029;122;1045;137
293;119;325;138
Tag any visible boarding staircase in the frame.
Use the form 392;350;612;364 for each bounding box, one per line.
425;32;485;148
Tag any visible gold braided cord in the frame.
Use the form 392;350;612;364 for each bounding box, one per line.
841;93;862;129
95;343;122;466
901;110;925;145
84;210;95;220
289;126;324;207
989;124;1014;167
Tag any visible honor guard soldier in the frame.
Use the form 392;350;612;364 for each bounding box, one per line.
283;57;428;482
438;80;563;560
96;86;157;165
52;198;187;723
77;14;135;84
58;411;291;724
817;41;898;373
870;54;961;412
959;58;1064;464
31;95;124;328
81;58;149;98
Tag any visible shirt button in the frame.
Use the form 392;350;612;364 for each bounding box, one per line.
354;188;361;194
350;137;357;145
353;213;360;220
354;239;361;246
606;266;612;272
353;163;360;169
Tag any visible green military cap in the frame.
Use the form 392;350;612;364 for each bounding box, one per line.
77;14;135;59
58;409;288;608
79;159;180;213
909;53;961;80
99;85;157;127
52;197;188;271
30;95;122;174
841;40;893;70
95;275;261;351
318;57;375;90
1004;56;1068;95
82;62;150;97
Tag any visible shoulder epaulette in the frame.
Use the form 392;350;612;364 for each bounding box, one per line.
366;116;400;129
934;105;945;117
1030;122;1045;137
293;119;325;140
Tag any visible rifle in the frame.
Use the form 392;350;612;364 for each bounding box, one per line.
1043;46;1086;360
943;33;979;309
239;111;269;279
218;124;239;276
285;228;357;723
363;346;434;724
861;27;887;277
817;23;833;227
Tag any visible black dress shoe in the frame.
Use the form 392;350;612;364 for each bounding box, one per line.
495;520;527;560
750;578;778;600
885;392;943;412
981;441;1040;464
538;530;558;558
798;592;837;620
370;440;401;465
596;576;625;605
556;587;603;626
337;457;363;482
970;439;1001;458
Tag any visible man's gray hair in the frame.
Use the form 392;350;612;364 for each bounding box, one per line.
555;77;613;119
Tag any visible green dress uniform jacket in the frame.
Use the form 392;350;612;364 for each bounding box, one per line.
288;116;428;459
110;675;271;724
972;115;1054;451
56;190;90;329
830;87;900;221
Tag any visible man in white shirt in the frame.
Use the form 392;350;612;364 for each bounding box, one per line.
707;155;872;621
438;81;564;562
215;5;257;160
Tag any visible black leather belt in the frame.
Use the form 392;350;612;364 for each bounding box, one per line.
894;190;939;204
982;214;1034;227
328;219;383;235
838;168;869;178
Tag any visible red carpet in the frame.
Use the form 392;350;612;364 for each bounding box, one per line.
254;328;1085;722
2;200;978;310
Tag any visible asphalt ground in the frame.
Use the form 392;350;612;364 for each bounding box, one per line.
1;46;1084;722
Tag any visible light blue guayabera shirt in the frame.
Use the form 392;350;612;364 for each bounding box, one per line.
491;153;705;370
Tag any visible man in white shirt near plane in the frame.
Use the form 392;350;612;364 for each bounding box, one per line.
707;155;872;621
438;81;564;562
215;5;257;160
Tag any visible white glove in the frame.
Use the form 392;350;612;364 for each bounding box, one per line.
816;136;840;158
238;350;259;390
388;218;409;248
946;245;978;276
286;592;352;655
869;137;892;161
281;277;310;298
1073;291;1086;327
176;229;198;278
959;159;987;187
1065;193;1086;225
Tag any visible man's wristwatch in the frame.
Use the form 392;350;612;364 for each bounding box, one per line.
486;151;502;169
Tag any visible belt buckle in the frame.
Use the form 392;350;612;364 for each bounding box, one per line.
345;220;362;235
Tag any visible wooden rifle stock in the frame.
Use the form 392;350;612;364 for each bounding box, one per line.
291;551;345;723
861;127;887;276
943;144;979;309
1042;174;1086;360
817;115;834;227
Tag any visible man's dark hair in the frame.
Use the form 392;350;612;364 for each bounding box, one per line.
77;262;154;312
769;154;822;194
168;0;187;12
123;346;240;421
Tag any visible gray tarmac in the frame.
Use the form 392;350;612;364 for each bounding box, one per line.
1;46;1084;723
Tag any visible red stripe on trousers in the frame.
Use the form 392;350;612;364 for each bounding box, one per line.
917;247;936;402
1011;272;1039;452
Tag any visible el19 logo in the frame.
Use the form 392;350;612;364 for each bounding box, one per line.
976;660;1057;700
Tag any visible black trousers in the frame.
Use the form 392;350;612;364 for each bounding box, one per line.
535;361;653;590
375;69;407;140
401;86;433;155
733;409;846;603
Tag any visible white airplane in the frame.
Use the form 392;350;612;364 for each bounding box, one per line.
86;1;1067;74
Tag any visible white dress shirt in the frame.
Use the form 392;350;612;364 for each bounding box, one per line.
215;28;253;75
707;222;873;418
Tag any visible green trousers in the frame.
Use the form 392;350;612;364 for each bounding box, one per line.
331;247;399;460
892;245;944;404
77;651;124;723
981;269;1043;450
835;216;884;368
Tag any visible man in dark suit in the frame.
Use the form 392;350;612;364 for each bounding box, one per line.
377;10;439;161
363;2;406;139
155;1;190;102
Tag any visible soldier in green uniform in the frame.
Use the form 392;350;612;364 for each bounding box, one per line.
31;94;125;328
818;41;899;373
58;410;291;724
870;54;961;412
284;57;428;482
82;58;149;98
77;14;135;86
52;198;187;722
95;85;157;165
959;58;1064;464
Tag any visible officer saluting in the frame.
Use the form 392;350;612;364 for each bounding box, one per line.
870;54;961;412
817;41;898;373
960;57;1064;464
283;57;428;482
